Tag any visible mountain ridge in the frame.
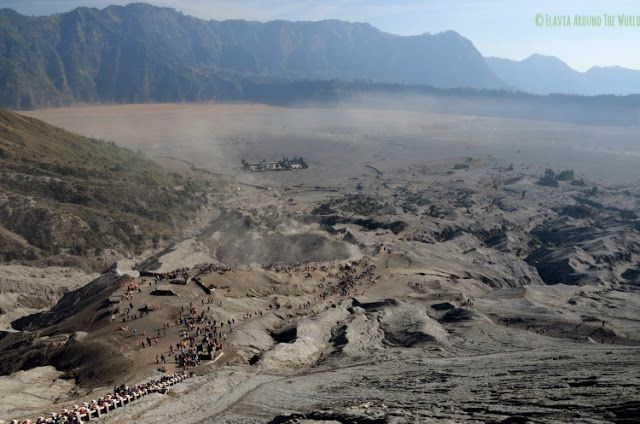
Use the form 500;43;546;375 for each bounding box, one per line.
487;54;640;95
0;3;505;109
2;3;639;108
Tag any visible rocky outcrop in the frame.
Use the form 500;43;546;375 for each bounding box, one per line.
11;272;123;333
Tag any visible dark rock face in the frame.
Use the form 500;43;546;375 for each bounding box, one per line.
0;331;133;386
320;215;407;235
526;247;588;285
527;212;640;286
352;298;399;312
622;267;640;283
439;307;477;323
271;325;298;344
11;272;122;332
383;329;437;347
561;204;593;219
431;302;456;311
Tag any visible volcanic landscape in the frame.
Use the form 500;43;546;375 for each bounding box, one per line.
0;103;639;423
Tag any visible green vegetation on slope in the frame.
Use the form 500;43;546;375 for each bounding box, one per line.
0;3;505;109
0;108;207;265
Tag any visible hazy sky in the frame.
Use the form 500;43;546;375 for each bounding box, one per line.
4;0;640;71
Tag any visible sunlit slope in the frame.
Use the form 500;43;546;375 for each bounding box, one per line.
0;108;206;265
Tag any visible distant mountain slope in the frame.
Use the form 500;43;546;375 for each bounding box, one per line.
584;66;640;96
487;55;640;95
0;3;505;108
487;55;584;95
206;79;639;126
0;108;206;265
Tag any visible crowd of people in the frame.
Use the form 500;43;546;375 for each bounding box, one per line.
8;258;379;423
263;258;376;312
315;258;376;299
193;263;232;277
147;263;233;283
114;279;145;323
8;373;188;424
151;267;192;282
133;259;375;371
169;301;236;369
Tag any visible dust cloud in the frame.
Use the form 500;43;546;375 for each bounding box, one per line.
26;99;640;184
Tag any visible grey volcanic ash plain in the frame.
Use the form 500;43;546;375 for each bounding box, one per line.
2;103;639;423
